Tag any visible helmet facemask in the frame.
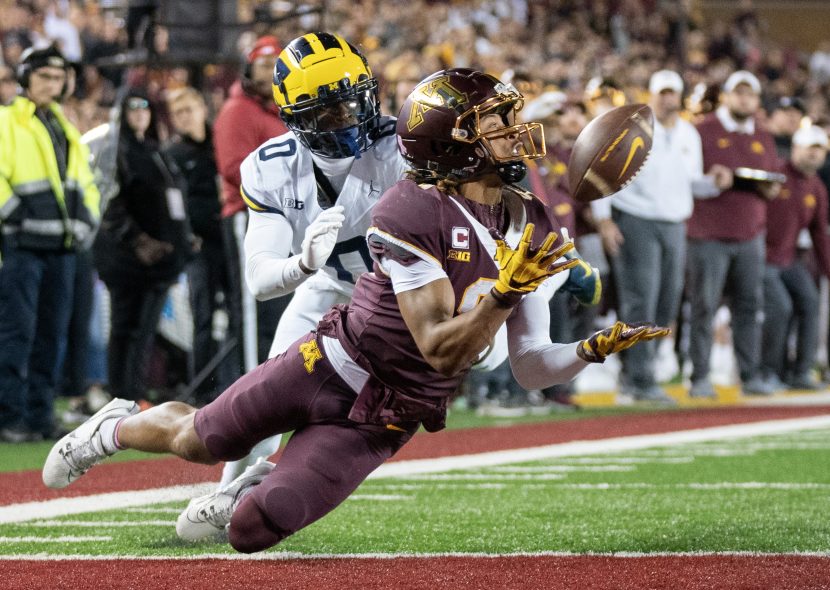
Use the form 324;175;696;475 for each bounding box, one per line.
451;84;545;182
282;77;381;159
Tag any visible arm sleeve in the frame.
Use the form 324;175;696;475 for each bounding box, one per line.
590;195;613;221
78;141;101;222
381;256;449;294
689;124;722;199
0;118;17;221
244;210;309;300
507;289;588;390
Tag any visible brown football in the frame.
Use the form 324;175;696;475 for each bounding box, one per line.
567;104;654;203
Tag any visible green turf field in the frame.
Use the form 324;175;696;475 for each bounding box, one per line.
3;427;829;556
0;405;655;474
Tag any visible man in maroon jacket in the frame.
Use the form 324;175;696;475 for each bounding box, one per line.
761;126;830;390
688;70;782;398
213;36;290;380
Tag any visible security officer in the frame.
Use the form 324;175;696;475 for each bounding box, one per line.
0;45;100;442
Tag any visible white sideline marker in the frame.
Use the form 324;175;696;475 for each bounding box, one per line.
2;414;830;525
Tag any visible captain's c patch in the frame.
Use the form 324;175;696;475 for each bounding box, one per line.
299;339;323;374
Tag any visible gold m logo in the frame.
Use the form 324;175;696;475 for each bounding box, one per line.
406;75;467;132
299;339;323;374
617;136;645;180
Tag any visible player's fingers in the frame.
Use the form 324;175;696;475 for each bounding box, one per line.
517;223;535;256
533;232;558;261
540;240;575;267
315;212;345;226
547;257;579;275
307;222;341;240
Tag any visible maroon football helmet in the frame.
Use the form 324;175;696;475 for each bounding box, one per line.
396;68;545;182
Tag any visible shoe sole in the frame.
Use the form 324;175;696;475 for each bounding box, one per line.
42;399;139;489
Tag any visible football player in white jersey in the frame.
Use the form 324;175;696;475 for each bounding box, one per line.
217;32;409;486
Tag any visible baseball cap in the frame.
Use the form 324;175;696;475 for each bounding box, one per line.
723;70;761;94
770;95;807;114
792;125;829;148
19;44;68;73
649;70;683;95
247;35;281;64
522;91;567;122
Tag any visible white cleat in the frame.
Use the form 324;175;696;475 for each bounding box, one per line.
42;398;139;489
176;458;275;542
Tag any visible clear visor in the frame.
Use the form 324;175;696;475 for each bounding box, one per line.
290;84;377;132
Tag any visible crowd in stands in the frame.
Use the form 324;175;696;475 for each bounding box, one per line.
2;0;830;435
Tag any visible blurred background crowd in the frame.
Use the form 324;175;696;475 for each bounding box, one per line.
3;0;830;436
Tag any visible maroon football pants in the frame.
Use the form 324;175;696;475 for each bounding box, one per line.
194;332;417;552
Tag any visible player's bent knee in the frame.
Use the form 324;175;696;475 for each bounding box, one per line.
228;494;292;553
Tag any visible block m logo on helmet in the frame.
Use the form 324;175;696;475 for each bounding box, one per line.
271;32;381;159
406;75;468;132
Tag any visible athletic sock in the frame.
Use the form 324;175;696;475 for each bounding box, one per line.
99;416;126;455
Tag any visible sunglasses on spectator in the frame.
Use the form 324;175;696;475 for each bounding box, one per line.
126;98;150;110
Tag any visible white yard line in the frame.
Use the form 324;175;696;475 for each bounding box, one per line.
2;414;829;525
0;536;111;544
28;520;176;527
0;484;213;525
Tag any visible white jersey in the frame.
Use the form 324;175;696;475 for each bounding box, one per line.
240;116;407;296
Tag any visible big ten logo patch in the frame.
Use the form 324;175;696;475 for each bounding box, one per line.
448;249;471;262
299;339;323;374
285;198;304;210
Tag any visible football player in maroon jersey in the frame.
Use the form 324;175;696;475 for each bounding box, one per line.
43;69;669;553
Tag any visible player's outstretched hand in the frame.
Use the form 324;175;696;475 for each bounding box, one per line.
490;223;577;307
577;321;671;363
300;205;345;272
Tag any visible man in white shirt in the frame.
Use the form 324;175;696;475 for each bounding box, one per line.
592;70;716;402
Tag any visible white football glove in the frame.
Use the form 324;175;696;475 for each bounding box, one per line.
300;205;345;272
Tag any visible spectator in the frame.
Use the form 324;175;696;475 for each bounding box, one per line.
761;126;830;391
0;45;100;442
592;70;712;403
0;63;17;105
765;96;806;159
688;70;781;398
92;89;192;404
165;86;230;403
212;35;290;377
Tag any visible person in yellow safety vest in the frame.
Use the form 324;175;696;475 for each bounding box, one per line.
0;44;100;443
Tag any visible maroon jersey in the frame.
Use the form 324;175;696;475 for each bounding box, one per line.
316;180;560;431
690;113;781;241
766;161;830;275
